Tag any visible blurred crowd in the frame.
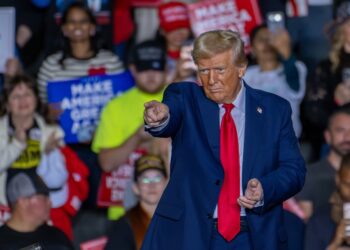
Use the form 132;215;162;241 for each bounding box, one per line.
0;0;350;249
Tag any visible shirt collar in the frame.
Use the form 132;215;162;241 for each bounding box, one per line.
219;80;246;114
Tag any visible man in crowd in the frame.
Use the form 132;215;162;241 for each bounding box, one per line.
143;30;305;250
92;40;169;219
0;172;73;249
105;154;168;250
297;104;350;220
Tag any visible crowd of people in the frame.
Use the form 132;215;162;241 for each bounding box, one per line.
0;0;350;249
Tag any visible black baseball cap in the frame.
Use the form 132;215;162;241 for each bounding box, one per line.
129;40;166;72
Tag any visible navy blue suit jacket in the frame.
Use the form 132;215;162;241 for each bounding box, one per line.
142;82;306;250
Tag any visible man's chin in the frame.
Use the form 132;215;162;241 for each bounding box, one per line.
205;93;224;103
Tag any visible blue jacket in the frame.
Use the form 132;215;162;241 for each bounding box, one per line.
142;82;306;250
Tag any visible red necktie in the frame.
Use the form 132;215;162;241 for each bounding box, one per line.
218;103;240;241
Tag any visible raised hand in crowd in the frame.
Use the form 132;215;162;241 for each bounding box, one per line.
44;131;62;154
47;102;63;122
5;58;22;78
269;29;292;60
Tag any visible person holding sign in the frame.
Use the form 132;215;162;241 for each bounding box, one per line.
37;2;124;207
92;40;170;219
142;30;305;250
37;2;123;106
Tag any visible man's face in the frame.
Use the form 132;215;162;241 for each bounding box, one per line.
134;70;166;94
133;169;167;206
164;28;190;50
325;114;350;156
29;195;51;224
196;50;246;104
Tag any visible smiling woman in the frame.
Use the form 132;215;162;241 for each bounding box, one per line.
0;73;65;202
36;2;125;211
37;2;124;104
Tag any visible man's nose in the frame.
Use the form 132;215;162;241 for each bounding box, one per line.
208;70;216;85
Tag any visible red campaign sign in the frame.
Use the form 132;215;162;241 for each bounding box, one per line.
187;0;262;50
97;151;144;207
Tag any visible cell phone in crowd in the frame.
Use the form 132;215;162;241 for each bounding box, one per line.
342;68;350;87
180;42;197;71
266;12;285;33
343;203;350;236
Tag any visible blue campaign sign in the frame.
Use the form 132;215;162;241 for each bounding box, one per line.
47;71;135;143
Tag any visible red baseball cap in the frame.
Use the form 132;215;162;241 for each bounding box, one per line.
158;1;190;33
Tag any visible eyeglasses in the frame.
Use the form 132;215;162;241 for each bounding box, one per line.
138;176;164;184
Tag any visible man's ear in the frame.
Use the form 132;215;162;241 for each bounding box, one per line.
238;65;247;78
132;183;140;196
129;64;137;78
324;130;331;144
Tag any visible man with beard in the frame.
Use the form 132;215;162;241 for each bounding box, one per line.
297;103;350;221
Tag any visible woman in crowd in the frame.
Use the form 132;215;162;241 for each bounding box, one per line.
37;1;124;103
0;74;68;221
37;2;124;206
0;74;64;182
244;24;307;138
303;1;350;159
105;155;168;250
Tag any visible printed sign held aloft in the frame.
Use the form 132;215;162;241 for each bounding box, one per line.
47;71;135;143
187;0;262;51
0;7;15;73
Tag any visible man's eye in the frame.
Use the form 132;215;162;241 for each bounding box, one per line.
216;68;225;73
199;69;209;74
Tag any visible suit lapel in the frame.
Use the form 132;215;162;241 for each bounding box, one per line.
243;86;264;185
195;88;221;164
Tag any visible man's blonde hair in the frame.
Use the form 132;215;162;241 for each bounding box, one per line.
192;30;248;67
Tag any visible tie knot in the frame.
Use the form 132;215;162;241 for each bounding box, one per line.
223;103;234;113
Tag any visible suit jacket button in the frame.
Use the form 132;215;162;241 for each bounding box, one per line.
215;180;221;186
207;213;212;219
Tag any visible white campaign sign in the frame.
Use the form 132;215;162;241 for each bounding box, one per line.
0;7;15;73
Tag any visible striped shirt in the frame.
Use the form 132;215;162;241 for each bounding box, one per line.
37;49;124;102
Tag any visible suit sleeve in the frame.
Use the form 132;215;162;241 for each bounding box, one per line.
146;83;183;138
257;101;306;213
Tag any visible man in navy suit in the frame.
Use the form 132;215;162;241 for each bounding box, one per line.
143;30;306;250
